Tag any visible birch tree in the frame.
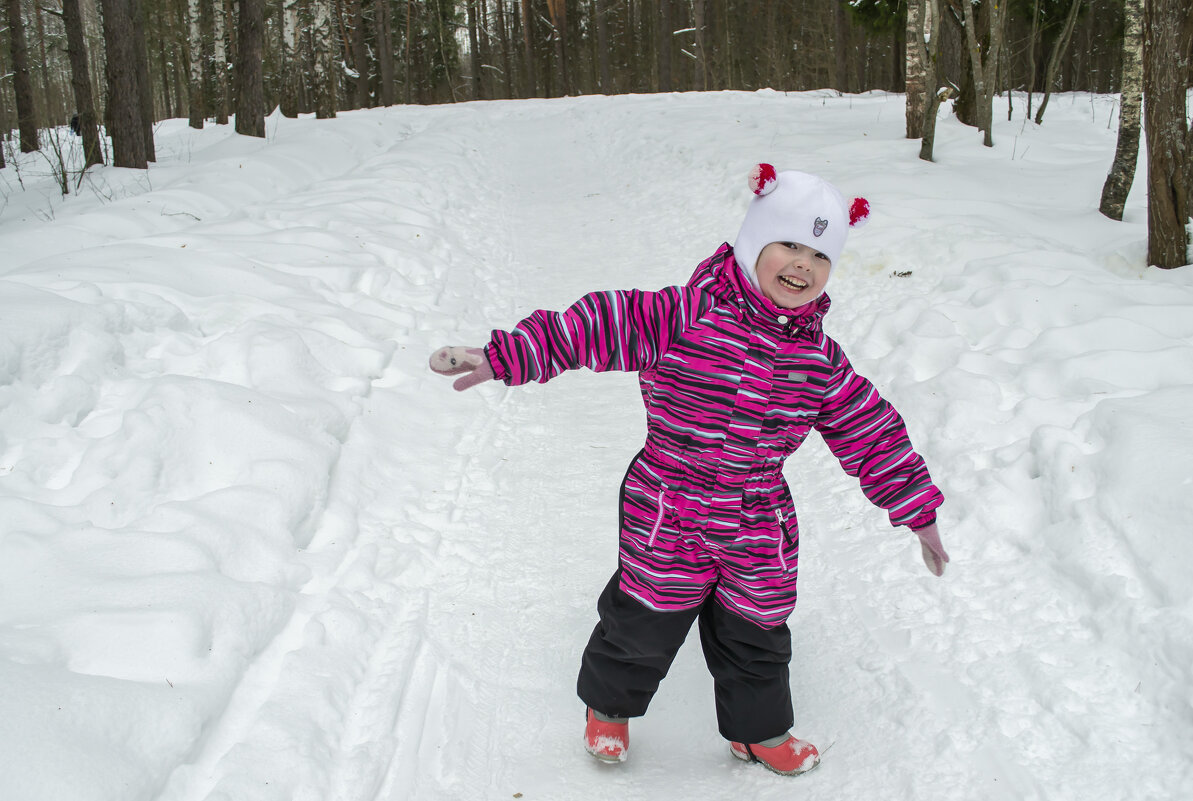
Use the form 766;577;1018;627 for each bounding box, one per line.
280;0;302;116
1099;0;1142;221
187;0;203;128
312;0;336;117
906;0;926;138
212;0;229;124
1026;0;1040;117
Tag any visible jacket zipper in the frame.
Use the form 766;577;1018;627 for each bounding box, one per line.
646;487;666;550
776;509;793;572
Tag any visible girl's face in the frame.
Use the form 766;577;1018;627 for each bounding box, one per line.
754;241;831;309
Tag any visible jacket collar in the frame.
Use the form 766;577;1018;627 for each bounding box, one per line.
694;243;829;340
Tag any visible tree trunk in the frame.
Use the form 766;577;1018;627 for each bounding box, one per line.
467;0;482;99
348;0;370;107
596;0;612;92
5;0;40;152
906;0;925;138
33;0;53;122
1034;0;1085;124
312;0;337;117
100;0;148;167
547;0;569;95
62;0;104;168
495;0;513;97
157;7;173;119
405;0;414;103
280;0;302;115
377;0;395;105
174;39;187;120
129;0;156;161
960;0;1005;147
234;0;266;136
657;0;671;92
1100;0;1143;220
693;0;707;91
1021;0;1040;117
187;0;204;127
212;0;230;124
1142;0;1191;268
918;0;944;161
834;0;851;92
520;0;536;96
893;8;906;92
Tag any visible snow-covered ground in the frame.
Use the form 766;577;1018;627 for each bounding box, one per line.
1;90;1191;801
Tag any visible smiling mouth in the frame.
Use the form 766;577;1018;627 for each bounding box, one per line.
778;275;809;291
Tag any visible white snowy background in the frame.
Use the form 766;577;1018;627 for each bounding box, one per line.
1;90;1191;801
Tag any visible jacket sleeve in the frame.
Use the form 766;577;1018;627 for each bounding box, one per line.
484;286;694;386
813;348;944;528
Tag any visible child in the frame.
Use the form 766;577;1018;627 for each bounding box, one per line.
429;165;948;777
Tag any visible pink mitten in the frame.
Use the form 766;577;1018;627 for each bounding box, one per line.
913;523;949;577
429;346;495;391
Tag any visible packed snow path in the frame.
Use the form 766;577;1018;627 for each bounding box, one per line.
1;92;1191;801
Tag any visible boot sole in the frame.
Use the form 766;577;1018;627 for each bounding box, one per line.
585;745;628;764
730;745;820;776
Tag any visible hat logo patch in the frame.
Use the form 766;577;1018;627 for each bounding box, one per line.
813;217;829;237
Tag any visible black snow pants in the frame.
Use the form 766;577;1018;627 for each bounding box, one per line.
576;570;794;744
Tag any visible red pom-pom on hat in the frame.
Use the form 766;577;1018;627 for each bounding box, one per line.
748;164;778;196
849;197;871;227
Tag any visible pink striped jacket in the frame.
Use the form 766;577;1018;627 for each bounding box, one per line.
485;243;943;627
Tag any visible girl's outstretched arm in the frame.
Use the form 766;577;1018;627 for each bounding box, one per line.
484;286;699;387
814;348;948;574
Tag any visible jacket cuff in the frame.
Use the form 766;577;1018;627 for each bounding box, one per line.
908;510;938;531
484;340;509;382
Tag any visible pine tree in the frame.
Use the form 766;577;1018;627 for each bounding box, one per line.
6;0;40;152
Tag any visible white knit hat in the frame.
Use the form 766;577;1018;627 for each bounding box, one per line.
733;164;870;291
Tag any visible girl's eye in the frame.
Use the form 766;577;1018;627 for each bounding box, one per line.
815;252;829;261
784;242;800;250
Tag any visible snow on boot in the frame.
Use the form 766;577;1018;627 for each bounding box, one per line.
730;734;820;776
584;708;629;763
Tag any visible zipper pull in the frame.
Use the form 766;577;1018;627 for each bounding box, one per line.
776;509;793;543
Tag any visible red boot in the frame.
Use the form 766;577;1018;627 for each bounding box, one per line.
584;708;629;763
730;735;820;776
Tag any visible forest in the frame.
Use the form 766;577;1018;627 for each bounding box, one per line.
2;0;1191;265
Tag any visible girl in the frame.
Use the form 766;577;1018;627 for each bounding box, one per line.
429;165;948;776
